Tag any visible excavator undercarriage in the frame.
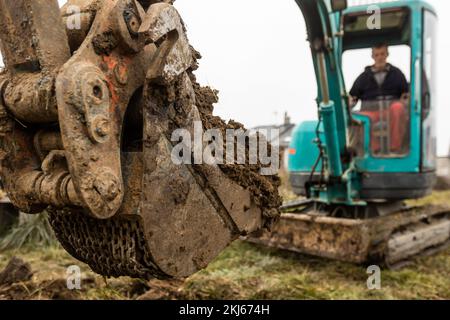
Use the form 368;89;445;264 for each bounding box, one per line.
249;200;450;268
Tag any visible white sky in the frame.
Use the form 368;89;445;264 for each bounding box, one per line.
9;0;449;156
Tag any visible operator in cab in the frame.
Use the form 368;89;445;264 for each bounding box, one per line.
349;43;409;154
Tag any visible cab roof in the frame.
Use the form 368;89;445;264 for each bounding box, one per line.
344;0;436;16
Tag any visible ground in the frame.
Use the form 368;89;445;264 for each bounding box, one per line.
0;190;449;300
0;241;449;300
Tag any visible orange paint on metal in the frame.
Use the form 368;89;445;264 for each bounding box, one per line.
117;57;130;81
288;148;297;155
101;54;131;112
102;55;120;111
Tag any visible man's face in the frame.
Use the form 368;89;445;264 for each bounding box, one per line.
372;46;389;68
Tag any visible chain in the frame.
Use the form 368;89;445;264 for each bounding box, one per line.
47;207;167;280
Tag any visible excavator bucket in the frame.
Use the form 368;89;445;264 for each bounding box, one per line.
0;0;281;279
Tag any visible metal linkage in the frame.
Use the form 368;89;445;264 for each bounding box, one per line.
0;0;280;279
0;0;193;219
0;0;71;123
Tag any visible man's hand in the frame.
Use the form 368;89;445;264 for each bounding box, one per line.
400;93;410;103
348;95;358;108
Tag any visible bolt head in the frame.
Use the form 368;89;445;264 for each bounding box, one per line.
95;119;110;137
94;171;120;201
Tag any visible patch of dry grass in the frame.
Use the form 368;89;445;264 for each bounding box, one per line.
0;212;57;251
0;239;448;300
181;241;450;300
278;169;297;202
407;190;450;207
0;245;137;300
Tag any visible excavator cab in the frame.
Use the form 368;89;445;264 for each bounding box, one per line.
344;10;412;158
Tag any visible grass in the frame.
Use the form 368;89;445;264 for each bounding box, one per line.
0;191;449;300
0;245;138;300
0;239;448;300
0;212;58;251
407;190;450;207
278;168;298;202
182;241;450;300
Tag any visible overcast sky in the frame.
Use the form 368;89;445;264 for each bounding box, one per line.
51;1;447;156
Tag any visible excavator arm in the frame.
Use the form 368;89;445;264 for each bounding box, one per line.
293;0;365;205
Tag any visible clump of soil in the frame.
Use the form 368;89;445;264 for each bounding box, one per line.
33;279;83;300
0;257;33;286
137;279;184;300
92;30;119;56
0;279;85;300
188;49;282;222
0;257;99;300
144;46;282;228
192;77;282;211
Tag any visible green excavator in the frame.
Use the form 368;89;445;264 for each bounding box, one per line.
251;0;450;268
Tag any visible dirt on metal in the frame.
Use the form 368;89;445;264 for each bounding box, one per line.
92;31;120;55
0;0;281;280
192;87;282;223
188;54;282;224
250;203;450;268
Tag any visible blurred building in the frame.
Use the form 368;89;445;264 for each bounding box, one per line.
436;146;450;190
252;112;296;171
437;156;449;177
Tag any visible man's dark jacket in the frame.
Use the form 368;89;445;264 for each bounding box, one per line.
349;64;409;101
